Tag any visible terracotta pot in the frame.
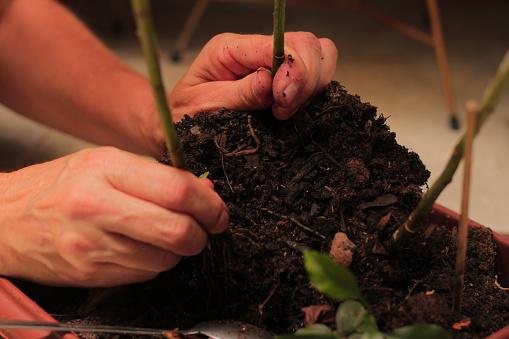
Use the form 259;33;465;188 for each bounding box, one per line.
0;204;507;338
0;277;77;339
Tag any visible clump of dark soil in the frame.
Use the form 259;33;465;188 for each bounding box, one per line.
16;82;508;338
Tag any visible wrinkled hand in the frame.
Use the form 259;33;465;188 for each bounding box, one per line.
0;147;228;287
170;32;338;120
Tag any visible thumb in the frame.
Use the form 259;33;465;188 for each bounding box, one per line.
171;68;273;116
234;67;273;110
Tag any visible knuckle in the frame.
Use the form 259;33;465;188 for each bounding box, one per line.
168;178;194;206
208;33;237;56
320;38;339;59
167;216;194;245
209;32;235;45
69;147;123;176
164;216;206;255
296;32;320;49
299;31;318;41
59;233;97;255
319;37;336;49
216;43;234;68
77;147;120;166
63;190;102;219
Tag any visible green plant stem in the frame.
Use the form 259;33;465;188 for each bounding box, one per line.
391;49;509;244
131;0;187;169
272;0;286;77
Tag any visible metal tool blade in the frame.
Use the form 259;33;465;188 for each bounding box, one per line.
0;319;273;339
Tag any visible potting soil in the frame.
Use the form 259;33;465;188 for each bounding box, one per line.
16;82;509;338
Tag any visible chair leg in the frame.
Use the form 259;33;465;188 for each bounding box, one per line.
426;0;459;129
171;0;210;62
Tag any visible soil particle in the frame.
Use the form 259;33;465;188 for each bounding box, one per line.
301;304;334;326
345;158;370;184
329;232;355;266
15;82;508;338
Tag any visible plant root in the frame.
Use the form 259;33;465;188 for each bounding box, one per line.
258;282;279;317
261;208;326;240
214;115;261;157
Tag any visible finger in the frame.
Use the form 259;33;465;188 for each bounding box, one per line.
55;231;168;287
190;33;273;84
200;178;214;190
272;32;323;119
91;232;182;273
74;263;160;287
316;38;338;94
106;151;228;234
172;67;273;116
100;190;209;256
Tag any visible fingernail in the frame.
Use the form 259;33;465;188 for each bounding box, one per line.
256;67;271;74
216;208;229;233
255;67;271;84
282;82;300;104
200;178;214;189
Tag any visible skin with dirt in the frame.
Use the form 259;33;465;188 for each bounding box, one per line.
14;82;508;338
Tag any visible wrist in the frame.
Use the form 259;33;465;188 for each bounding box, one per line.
0;173;16;277
137;85;187;159
99;67;163;156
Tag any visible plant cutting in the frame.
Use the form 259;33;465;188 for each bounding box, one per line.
392;49;509;244
452;101;477;312
131;0;186;169
278;250;451;339
272;0;286;77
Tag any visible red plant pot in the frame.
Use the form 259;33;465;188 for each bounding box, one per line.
430;205;509;339
0;204;507;338
0;278;77;339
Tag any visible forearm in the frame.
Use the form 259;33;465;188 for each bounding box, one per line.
0;0;164;155
0;172;17;277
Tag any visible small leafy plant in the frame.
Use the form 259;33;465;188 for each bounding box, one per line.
278;250;451;339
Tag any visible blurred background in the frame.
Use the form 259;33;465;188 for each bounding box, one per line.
0;0;508;232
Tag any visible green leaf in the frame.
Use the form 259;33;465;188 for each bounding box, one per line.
387;324;451;339
336;301;379;337
349;332;384;339
276;324;338;339
296;324;333;335
360;315;379;336
303;250;364;303
336;300;368;335
198;171;210;179
277;335;337;339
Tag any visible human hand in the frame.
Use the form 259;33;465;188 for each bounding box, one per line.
0;147;228;287
169;32;338;120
